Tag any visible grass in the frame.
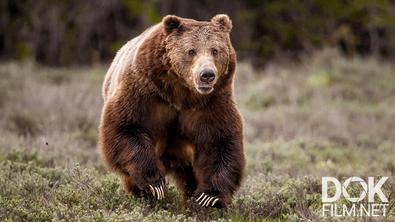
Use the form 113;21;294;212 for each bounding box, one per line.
0;48;395;221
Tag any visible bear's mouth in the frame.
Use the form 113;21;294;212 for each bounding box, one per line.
197;85;214;94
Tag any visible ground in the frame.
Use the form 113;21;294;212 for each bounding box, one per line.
0;49;394;221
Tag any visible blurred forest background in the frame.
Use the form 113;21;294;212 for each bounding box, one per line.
1;0;395;66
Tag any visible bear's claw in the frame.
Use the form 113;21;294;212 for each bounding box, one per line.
196;193;219;207
148;182;165;200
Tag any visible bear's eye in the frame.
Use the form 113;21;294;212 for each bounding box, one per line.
188;49;196;56
211;48;218;56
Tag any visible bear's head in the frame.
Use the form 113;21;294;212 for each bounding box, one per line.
163;14;235;95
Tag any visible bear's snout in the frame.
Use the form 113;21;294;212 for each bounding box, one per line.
196;68;216;94
199;69;216;84
193;57;217;95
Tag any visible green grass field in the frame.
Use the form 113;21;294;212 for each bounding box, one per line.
0;49;394;221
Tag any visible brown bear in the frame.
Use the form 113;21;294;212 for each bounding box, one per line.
99;14;245;208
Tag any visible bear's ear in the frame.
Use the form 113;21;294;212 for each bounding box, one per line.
211;14;232;32
163;15;182;34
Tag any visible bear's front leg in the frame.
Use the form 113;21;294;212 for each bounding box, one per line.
124;144;166;200
99;102;166;200
180;99;245;208
192;135;245;208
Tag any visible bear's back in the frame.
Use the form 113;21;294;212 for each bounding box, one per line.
102;24;159;101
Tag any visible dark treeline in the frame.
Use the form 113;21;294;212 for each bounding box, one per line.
1;0;394;66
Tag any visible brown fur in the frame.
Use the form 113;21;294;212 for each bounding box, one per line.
99;14;245;208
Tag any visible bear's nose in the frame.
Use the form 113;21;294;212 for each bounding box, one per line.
199;69;215;83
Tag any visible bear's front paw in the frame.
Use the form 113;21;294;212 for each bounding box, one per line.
194;193;225;208
147;179;165;200
135;172;166;200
